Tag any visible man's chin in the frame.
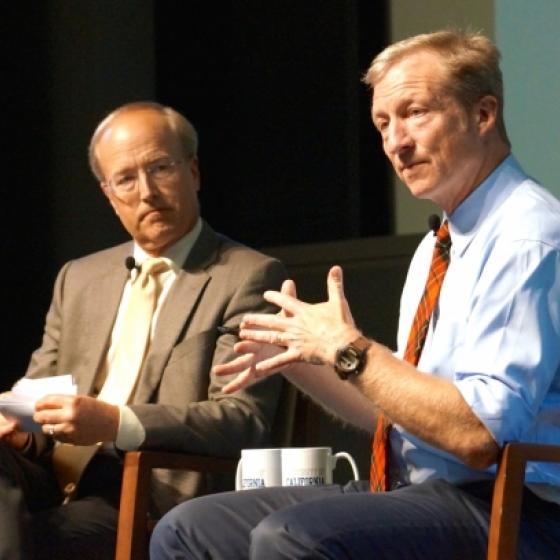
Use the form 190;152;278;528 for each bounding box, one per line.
137;228;177;255
404;179;436;200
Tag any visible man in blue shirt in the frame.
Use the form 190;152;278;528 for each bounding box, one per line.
150;30;560;559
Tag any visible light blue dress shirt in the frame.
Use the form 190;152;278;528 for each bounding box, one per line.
391;155;560;493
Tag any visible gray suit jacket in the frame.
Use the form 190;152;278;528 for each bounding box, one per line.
25;221;287;512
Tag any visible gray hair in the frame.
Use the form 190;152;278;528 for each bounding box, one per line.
88;101;199;181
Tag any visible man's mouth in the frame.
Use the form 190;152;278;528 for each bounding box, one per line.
400;161;426;173
140;208;167;222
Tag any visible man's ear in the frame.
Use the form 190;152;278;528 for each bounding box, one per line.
476;95;499;137
189;156;201;192
100;183;120;215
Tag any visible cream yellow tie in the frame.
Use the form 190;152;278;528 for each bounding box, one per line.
53;257;170;501
99;257;170;404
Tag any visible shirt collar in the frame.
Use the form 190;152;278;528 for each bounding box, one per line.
446;154;526;257
133;218;203;271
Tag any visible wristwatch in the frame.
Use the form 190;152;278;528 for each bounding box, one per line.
334;336;371;380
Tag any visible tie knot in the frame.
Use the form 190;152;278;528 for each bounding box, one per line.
138;257;170;278
436;220;451;249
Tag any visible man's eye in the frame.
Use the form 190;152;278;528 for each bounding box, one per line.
154;163;172;173
409;107;425;117
148;160;174;177
114;175;136;188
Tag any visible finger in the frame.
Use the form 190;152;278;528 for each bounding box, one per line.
34;394;69;410
326;265;345;304
222;368;257;394
34;411;63;426
327;265;356;325
233;340;263;354
254;348;300;373
33;404;73;425
212;354;255;377
280;279;297;318
281;278;297;298
42;423;57;438
240;314;292;333
239;328;290;347
262;290;304;316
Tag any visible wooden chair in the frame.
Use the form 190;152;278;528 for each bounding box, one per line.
115;419;560;559
114;381;299;560
115;451;237;560
487;442;560;560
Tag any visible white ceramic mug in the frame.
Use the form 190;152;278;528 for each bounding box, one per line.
235;448;282;490
281;446;359;486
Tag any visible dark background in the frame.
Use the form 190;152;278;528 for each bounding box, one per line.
3;1;390;385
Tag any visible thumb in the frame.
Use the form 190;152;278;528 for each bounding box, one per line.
327;265;356;326
280;279;297;317
281;278;297;298
326;265;344;303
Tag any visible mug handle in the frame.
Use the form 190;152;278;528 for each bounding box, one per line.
333;452;360;480
235;458;243;490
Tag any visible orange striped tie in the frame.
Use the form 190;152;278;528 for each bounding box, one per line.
370;220;451;492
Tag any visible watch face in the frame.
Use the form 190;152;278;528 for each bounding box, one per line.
337;347;361;372
335;337;370;380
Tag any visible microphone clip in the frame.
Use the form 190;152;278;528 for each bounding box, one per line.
124;256;140;272
428;214;441;236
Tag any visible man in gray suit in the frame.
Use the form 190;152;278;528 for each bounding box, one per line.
0;102;286;559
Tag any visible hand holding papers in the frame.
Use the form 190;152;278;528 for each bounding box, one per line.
0;375;77;432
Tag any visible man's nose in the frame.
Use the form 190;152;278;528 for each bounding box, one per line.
137;170;159;198
384;120;413;156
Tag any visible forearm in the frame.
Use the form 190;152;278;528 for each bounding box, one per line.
354;341;499;468
285;363;377;433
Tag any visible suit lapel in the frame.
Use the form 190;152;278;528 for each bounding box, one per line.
133;222;221;402
78;245;131;395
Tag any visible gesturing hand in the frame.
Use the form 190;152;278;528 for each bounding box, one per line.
214;266;360;393
240;265;359;369
214;278;298;393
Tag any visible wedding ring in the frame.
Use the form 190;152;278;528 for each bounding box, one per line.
48;425;55;437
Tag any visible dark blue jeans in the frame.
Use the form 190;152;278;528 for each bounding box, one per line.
150;479;560;560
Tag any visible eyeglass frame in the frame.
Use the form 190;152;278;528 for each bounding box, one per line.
101;156;187;199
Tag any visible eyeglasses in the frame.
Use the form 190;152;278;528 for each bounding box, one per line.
103;157;184;198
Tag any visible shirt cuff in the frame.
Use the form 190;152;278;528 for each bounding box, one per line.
115;405;146;451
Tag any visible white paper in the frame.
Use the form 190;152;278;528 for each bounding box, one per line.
0;374;77;432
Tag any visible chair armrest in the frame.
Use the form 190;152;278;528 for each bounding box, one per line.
487;442;560;560
115;451;238;560
123;449;238;472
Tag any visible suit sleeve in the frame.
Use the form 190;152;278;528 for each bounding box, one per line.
130;256;288;457
20;262;72;458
